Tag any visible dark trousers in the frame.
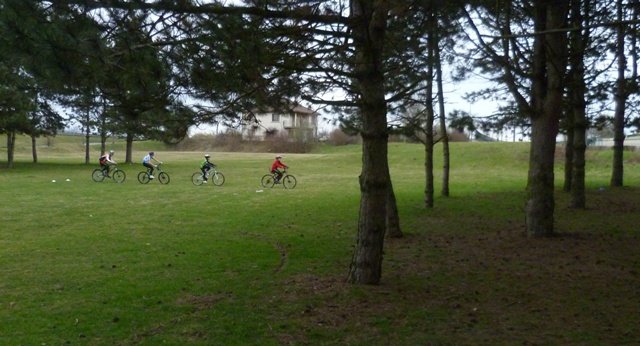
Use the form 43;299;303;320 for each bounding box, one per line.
143;162;155;175
201;167;210;180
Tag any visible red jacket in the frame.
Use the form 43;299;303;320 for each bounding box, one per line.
271;159;287;172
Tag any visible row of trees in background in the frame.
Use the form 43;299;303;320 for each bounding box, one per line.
1;0;639;284
0;1;202;166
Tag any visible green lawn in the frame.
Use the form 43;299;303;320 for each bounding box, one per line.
1;136;639;345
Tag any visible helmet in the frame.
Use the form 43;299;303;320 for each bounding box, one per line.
109;150;114;154
275;155;283;159
204;154;210;158
149;151;154;155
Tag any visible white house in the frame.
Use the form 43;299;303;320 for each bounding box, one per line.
241;104;319;141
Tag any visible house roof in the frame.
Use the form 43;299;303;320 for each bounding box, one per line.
291;105;316;115
250;104;317;115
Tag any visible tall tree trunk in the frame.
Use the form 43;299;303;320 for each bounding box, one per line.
526;0;569;237
386;179;403;238
424;138;434;208
31;135;38;163
632;1;638;79
100;100;108;155
126;132;134;164
569;0;587;208
563;118;574;193
563;53;574;193
85;110;91;164
100;112;107;155
611;0;626;187
435;29;450;197
347;0;391;285
424;11;436;208
7;131;16;168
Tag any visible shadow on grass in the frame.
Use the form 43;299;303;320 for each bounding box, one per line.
265;187;640;345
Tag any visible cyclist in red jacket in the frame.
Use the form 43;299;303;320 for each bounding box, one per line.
270;155;288;183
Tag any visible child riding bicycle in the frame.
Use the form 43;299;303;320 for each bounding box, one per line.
200;154;216;183
99;150;117;176
271;155;288;183
142;151;162;179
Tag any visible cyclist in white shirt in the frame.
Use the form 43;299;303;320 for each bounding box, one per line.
142;151;161;179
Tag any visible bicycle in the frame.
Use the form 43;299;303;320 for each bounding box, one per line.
261;170;297;189
192;166;225;186
92;165;126;183
138;163;170;184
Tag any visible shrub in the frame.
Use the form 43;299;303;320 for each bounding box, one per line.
327;128;359;146
448;131;470;142
263;133;314;153
176;131;315;153
213;131;244;151
388;134;413;143
174;134;213;151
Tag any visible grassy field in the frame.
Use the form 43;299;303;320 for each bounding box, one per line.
1;135;639;345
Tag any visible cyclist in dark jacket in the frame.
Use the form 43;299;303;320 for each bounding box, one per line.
200;154;216;183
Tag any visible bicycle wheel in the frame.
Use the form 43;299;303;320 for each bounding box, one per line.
191;172;204;186
158;172;170;184
211;172;225;186
112;170;126;183
282;174;297;189
137;171;150;184
92;169;105;182
261;174;275;188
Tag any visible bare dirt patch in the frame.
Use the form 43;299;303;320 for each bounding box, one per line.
240;231;289;272
176;293;233;311
267;189;640;344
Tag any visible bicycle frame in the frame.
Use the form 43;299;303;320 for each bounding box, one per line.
206;167;220;179
138;163;170;184
192;166;225;186
93;164;126;183
261;170;296;189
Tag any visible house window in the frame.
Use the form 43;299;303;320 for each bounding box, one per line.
272;113;280;122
